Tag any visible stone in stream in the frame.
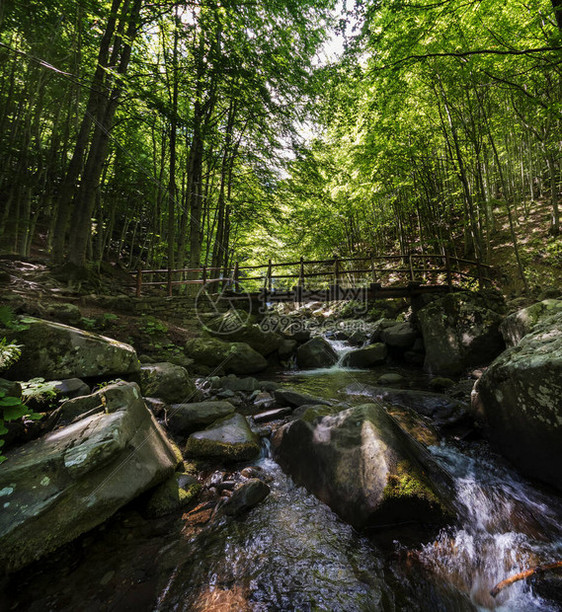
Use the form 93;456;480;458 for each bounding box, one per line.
341;343;388;368
0;382;178;573
253;407;292;423
2;317;140;380
143;472;201;518
296;337;338;369
139;362;196;404
166;401;236;436
252;391;274;409
376;373;405;385
471;310;562;492
184;336;267;375
273;387;331;408
184;413;261;462
380;321;419;349
500;298;562;347
417;292;505;376
345;383;468;428
272;403;454;530
221;478;271;516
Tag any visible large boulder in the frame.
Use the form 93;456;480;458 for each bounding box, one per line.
205;313;282;356
0;382;177;573
296;337;338;369
3;317;139;380
500;299;562;347
417;292;505;376
380;321;419;349
341;343;387;368
272;403;453;530
139;362;196;404
166;401;235;436
184;336;267;375
185;413;260;462
472;311;562;491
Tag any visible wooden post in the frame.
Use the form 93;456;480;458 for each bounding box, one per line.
233;261;239;292
408;253;415;282
167;267;172;297
202;265;207;286
299;256;305;288
136;267;142;298
445;251;453;291
266;259;272;293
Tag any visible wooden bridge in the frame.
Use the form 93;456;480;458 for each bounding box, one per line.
132;253;494;302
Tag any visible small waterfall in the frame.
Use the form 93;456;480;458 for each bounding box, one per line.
418;443;562;611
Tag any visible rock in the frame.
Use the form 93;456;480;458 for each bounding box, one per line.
184;413;261;462
428;377;455;391
253;407;292;423
253;391;274;409
52;378;91;400
46;303;82;325
0;382;177;573
500;299;562;347
214;375;259;392
166;401;235;436
259;380;280;393
273;387;331;408
272;403;453;529
341;343;388;368
221;479;270;516
3;317;139;380
376;373;404;385
296;337;338;369
471;311;562;491
184;337;267;375
139;362;196;404
143;397;167;417
345;383;467;425
278;338;297;359
417;292;505;376
368;319;397;344
205;313;282;356
143;473;201;518
380;321;419;349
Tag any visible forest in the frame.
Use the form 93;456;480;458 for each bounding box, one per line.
1;0;560;290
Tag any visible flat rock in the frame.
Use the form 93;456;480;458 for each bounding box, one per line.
274;387;331;408
184;413;260;462
167;401;235;436
139;362;196;404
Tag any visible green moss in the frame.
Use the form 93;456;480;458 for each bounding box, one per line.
184;437;260;462
382;461;441;506
300;405;337;424
144;474;201;518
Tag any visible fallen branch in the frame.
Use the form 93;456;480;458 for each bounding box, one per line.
490;561;562;597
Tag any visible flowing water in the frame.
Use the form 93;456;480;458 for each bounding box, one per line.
3;339;562;611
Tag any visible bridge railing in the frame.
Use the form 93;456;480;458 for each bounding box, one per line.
131;253;493;297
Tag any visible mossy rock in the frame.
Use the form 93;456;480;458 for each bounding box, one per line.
144;473;201;518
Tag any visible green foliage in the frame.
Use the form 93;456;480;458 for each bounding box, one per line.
0;307;29;332
0;337;22;371
80;317;97;331
140;315;168;336
20;378;58;405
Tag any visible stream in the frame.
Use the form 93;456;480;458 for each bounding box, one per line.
3;340;562;611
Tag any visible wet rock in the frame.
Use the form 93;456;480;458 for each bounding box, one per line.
278;338;297;359
260;380;280;393
139;362;196;404
184;337;267;375
296;337;338;369
472;311;562;492
143;473;201;518
214;375;260;392
417;292;505;376
376;373;404;385
3;317;140;380
380;321;419;349
185;413;260;462
253;391;274;409
500;299;562;347
221;479;270;516
273;403;454;530
253;407;292;423
0;381;177;573
167;401;235;436
342;343;387;368
273;387;331;408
